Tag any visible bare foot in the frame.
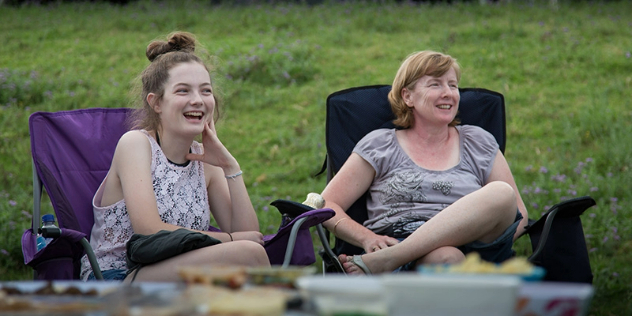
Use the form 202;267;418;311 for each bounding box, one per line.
339;254;373;275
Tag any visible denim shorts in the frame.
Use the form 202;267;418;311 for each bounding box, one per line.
87;269;128;281
394;210;523;272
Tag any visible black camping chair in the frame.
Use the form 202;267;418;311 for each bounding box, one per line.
316;85;595;283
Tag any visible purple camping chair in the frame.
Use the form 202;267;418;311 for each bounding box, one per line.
22;108;334;280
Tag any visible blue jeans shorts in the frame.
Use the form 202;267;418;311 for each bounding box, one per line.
395;210;523;272
87;269;128;281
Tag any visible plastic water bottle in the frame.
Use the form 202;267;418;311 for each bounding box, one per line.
36;214;56;251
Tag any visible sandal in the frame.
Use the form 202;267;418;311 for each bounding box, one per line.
349;255;372;275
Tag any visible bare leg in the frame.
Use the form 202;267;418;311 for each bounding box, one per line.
340;181;517;274
416;246;465;265
125;240;270;282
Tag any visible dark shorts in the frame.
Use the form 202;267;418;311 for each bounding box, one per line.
87;269;128;281
394;210;523;272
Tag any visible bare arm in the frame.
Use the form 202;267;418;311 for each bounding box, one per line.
187;121;260;234
487;151;529;240
111;131;236;243
321;153;399;252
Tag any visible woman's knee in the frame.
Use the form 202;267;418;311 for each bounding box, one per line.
418;246;465;265
231;240;270;266
484;181;516;209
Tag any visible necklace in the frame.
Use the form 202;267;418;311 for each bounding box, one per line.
155;132;191;167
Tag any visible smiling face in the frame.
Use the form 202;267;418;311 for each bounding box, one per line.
148;62;215;137
402;67;460;128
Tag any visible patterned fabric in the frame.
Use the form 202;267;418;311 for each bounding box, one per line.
354;125;499;236
80;130;210;280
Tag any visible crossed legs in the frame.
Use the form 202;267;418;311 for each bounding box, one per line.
340;181;518;274
125;240;270;282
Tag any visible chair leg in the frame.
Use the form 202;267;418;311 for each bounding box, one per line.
282;217;309;268
316;224;345;274
80;238;103;280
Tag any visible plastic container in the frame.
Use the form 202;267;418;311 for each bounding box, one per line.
515;282;594;316
36;214;57;252
382;273;521;316
296;275;387;316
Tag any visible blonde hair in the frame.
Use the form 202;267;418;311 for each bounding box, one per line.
388;51;461;128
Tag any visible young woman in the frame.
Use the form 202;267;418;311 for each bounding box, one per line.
321;51;529;274
80;32;270;282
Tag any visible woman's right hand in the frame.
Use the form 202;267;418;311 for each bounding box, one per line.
230;231;265;246
362;234;400;253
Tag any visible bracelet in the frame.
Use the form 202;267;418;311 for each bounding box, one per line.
227;232;233;241
333;218;347;235
225;170;243;180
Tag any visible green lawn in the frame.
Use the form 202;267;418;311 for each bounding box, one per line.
0;0;631;314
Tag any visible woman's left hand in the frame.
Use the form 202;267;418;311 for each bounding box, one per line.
186;120;238;172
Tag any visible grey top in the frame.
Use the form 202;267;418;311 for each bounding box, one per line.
353;125;499;236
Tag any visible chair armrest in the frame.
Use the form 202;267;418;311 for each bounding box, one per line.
525;196;596;262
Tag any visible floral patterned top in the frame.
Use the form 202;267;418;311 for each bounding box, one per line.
80;130;210;280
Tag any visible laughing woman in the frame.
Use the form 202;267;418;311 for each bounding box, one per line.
80;32;270;282
321;51;529;274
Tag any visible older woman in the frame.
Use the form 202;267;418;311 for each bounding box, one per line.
321;51;529;274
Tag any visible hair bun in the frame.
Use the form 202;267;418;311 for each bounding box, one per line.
146;32;197;62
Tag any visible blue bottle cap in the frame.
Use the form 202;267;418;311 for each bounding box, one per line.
42;214;55;222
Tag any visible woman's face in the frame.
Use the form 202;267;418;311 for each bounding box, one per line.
402;67;460;128
149;62;215;136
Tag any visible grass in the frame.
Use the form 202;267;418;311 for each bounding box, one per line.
1;0;631;314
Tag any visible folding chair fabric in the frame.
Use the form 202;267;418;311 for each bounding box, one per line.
24;108;132;279
29;108;133;236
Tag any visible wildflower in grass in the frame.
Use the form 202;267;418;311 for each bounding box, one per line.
8;200;16;206
0;249;8;256
602;236;608;243
262;206;269;212
525;165;533;171
589;248;597;253
21;210;32;219
590;187;598;192
551;174;566;182
626;51;631;58
539;166;548;174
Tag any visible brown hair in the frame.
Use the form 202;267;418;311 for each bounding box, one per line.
388;51;461;129
129;31;221;132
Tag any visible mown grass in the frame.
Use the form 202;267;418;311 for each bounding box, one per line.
0;0;631;314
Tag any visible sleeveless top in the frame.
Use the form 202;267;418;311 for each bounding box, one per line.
353;125;498;236
80;130;211;280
